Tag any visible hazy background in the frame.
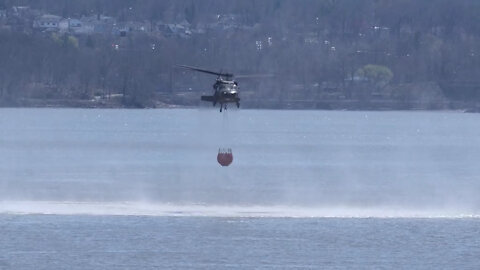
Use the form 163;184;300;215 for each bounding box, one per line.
0;0;479;109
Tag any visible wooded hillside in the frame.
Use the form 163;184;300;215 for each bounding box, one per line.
1;0;479;109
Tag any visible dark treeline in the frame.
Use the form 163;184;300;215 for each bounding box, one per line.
1;0;480;108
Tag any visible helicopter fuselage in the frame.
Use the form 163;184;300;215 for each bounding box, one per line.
213;79;239;104
178;65;241;112
201;78;240;112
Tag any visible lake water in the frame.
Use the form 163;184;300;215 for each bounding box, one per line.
1;108;479;269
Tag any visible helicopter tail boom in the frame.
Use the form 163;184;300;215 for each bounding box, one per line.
201;95;215;102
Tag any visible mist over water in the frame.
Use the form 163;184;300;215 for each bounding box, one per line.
1;108;480;217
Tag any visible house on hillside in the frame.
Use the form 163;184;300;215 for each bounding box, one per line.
11;6;32;18
158;20;192;38
8;6;37;31
214;14;241;30
81;15;115;34
112;23;130;37
33;14;61;31
59;18;94;34
57;15;115;35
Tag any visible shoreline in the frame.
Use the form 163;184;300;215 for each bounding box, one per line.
0;97;478;112
0;104;473;113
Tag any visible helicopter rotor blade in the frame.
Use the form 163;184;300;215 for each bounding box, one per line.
235;74;275;79
177;65;233;78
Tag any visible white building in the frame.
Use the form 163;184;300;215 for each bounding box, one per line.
81;15;115;34
33;14;61;31
59;18;94;34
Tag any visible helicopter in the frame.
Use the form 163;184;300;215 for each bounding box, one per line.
178;65;241;112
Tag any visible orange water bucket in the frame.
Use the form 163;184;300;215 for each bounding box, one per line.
217;148;233;166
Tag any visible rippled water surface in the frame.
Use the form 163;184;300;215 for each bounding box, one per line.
1;108;480;269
